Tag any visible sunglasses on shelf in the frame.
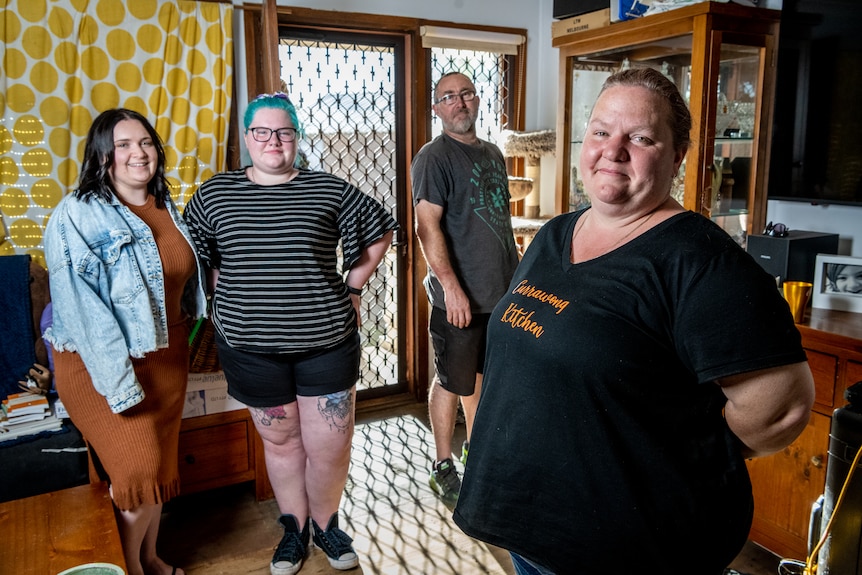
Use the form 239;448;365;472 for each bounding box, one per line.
763;221;789;238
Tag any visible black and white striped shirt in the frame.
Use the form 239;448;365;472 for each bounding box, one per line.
183;168;397;353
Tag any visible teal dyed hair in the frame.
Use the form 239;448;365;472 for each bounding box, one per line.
243;92;303;138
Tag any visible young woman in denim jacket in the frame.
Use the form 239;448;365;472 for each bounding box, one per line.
44;108;206;575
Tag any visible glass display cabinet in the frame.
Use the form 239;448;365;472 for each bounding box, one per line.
553;2;780;247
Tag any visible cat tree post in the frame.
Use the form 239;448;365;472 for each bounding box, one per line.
501;130;556;220
524;155;542;218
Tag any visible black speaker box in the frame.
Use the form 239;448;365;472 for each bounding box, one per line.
554;0;608;19
746;230;839;285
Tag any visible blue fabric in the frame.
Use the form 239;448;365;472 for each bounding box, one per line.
0;255;37;401
511;553;556;575
0;422;68;448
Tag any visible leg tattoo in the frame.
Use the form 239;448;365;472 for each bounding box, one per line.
250;404;288;427
317;390;353;432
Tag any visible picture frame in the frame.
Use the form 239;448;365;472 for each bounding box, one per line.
812;254;862;312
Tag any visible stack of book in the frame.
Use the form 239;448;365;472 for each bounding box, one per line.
0;392;62;442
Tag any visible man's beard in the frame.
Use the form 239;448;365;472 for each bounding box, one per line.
443;108;478;135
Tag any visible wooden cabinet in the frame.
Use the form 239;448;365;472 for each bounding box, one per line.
552;2;779;240
747;309;862;559
747;412;829;559
178;409;272;501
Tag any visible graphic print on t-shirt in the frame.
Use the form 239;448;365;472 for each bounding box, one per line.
499;278;572;338
469;155;516;253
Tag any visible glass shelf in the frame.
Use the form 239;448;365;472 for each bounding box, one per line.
711;208;748;217
715;137;754;143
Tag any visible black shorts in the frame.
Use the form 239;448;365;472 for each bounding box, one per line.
215;331;360;408
429;306;489;396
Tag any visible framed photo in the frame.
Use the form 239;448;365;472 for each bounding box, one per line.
812;254;862;312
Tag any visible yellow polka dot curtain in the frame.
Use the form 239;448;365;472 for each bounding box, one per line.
0;0;233;262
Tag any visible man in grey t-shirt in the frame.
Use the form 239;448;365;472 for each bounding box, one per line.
411;72;519;502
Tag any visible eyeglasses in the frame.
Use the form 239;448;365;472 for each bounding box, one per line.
434;89;477;106
763;221;789;238
247;127;298;143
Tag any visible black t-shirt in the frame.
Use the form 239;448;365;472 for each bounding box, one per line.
453;210;807;574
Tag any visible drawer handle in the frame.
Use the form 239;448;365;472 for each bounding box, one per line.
811;455;823;468
185;454;196;465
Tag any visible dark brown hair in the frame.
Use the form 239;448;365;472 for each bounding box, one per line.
76;108;169;208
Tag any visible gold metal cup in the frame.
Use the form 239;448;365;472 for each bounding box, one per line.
783;281;813;323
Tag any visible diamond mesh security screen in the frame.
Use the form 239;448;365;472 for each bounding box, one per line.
430;48;512;145
279;35;402;394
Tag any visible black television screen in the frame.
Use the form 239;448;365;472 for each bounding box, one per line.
768;0;862;206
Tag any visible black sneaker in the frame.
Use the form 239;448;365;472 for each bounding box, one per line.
271;514;309;575
429;458;461;502
311;513;359;570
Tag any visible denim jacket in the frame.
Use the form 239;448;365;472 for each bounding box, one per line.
44;192;207;414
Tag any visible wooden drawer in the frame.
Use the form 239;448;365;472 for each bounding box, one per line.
845;360;862;397
178;417;255;493
805;348;838;413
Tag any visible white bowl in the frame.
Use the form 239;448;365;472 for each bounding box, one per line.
56;563;125;575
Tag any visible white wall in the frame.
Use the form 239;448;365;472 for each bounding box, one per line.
766;200;862;256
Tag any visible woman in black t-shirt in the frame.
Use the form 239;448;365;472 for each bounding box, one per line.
453;68;815;575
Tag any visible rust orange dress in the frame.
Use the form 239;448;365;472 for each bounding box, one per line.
54;195;195;510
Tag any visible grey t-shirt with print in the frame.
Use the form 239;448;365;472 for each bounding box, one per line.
411;133;519;313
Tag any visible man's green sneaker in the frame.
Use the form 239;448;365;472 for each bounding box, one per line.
429;458;461;502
